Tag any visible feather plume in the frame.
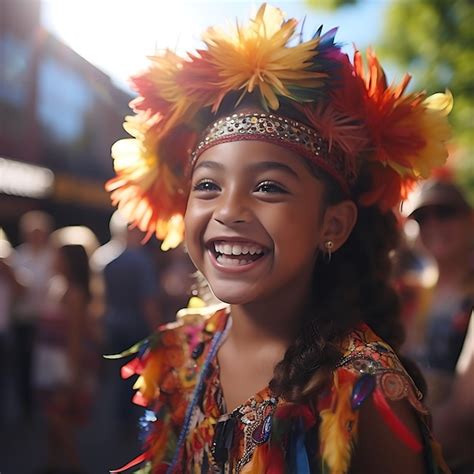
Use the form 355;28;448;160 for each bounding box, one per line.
241;443;269;474
107;8;453;244
241;441;285;474
299;102;368;164
148;409;176;467
352;48;453;209
319;371;359;474
109;452;148;473
359;163;416;212
134;349;165;402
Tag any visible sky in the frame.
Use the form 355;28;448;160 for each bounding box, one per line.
41;0;389;93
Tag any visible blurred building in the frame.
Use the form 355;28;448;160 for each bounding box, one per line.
0;0;132;244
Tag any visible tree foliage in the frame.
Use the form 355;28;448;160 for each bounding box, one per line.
306;0;357;8
379;0;473;149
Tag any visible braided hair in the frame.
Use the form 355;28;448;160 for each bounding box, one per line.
268;164;425;402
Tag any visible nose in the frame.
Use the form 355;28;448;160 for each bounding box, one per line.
213;188;251;226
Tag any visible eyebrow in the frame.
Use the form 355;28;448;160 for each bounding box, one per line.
193;160;224;172
250;161;300;179
193;160;300;180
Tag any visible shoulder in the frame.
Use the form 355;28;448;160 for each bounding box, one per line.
333;324;428;420
160;302;230;352
339;323;406;370
117;303;229;407
317;324;450;474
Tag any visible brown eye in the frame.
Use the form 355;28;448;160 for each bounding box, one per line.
193;180;220;192
255;181;287;194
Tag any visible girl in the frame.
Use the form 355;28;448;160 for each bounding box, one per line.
106;5;453;473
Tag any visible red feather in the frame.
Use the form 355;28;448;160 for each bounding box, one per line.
372;388;422;452
109;452;148;473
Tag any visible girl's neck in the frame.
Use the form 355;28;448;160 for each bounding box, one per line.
228;284;313;349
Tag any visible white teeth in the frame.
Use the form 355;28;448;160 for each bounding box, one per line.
213;241;264;256
216;255;252;266
232;245;242;255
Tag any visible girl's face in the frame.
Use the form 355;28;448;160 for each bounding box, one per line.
185;140;328;305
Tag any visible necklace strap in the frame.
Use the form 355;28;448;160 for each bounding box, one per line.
166;315;232;473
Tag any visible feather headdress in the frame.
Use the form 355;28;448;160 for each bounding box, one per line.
107;3;453;249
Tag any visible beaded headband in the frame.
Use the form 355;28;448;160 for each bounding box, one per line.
106;4;453;250
191;112;353;194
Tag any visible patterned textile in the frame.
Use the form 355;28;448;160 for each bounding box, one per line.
115;307;450;473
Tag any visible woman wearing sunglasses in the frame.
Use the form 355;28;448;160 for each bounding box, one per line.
408;177;473;416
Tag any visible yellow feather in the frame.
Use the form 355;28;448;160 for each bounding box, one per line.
139;350;164;401
202;4;319;110
319;374;359;474
240;443;267;474
423;90;454;115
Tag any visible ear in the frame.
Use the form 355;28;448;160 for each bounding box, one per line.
319;200;358;252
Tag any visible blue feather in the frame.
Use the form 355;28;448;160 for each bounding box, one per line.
288;419;311;474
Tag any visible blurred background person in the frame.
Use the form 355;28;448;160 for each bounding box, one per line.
90;211;127;275
392;235;438;361
405;175;474;408
10;210;55;420
33;242;99;474
51;226;104;329
155;245;195;324
102;217;161;345
101;221;161;432
0;230;21;424
433;312;474;474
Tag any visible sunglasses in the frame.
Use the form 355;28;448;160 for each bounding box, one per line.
411;204;467;225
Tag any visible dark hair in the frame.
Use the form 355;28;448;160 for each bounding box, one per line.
59;244;91;301
268;164;426;401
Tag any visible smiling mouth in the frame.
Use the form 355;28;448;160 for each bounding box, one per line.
209;240;266;266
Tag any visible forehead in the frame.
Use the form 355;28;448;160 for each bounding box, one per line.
193;140;313;176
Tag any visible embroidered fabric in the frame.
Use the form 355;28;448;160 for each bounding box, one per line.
117;308;450;474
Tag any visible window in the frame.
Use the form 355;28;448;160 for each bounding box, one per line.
0;33;30;107
37;54;93;143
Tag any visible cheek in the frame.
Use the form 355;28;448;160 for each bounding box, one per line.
184;200;209;264
268;209;321;260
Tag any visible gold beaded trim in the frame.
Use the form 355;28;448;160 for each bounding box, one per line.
191;112;355;192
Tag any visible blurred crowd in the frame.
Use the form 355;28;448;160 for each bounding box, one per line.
0;209;194;474
0;173;473;474
394;172;474;474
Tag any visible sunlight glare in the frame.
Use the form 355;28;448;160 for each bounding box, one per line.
42;0;204;90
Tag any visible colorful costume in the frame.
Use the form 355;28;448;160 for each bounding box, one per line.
111;306;449;473
105;4;455;473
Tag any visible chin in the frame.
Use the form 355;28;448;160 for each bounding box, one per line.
206;282;260;306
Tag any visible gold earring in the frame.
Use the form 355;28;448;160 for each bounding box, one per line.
324;240;334;263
